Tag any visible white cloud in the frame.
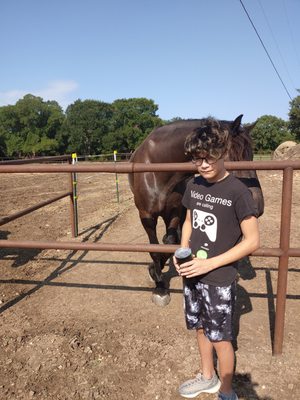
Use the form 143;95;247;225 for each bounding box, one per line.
0;80;79;109
0;89;27;105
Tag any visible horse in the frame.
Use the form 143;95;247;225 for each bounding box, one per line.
128;115;264;306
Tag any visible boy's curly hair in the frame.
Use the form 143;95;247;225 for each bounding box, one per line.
184;118;230;159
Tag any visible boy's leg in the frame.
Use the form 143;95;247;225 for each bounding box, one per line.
213;340;235;394
178;334;221;399
196;328;214;379
199;282;237;397
179;281;221;397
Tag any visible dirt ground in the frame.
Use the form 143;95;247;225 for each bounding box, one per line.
0;167;299;400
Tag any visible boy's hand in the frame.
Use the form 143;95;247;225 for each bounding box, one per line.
176;256;213;278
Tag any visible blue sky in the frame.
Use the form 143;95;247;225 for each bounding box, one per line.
1;0;299;124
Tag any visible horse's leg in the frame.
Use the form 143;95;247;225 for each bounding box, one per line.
161;213;180;275
161;195;187;280
140;215;163;282
140;216;160;280
162;192;186;246
160;211;181;275
140;214;171;306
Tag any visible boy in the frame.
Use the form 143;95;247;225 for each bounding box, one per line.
173;118;260;400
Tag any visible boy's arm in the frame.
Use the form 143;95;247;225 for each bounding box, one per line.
179;215;260;278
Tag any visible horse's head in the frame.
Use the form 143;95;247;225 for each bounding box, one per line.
223;114;264;216
225;114;255;162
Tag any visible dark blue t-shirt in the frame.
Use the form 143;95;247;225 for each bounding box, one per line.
182;173;257;286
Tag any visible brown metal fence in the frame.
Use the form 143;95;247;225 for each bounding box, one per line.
0;155;77;236
1;159;300;356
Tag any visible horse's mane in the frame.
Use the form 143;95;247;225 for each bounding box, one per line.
181;117;254;162
228;127;253;161
144;118;254;162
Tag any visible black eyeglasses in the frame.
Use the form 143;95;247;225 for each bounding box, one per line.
191;156;220;166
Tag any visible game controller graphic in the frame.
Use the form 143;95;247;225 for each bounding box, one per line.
193;210;217;242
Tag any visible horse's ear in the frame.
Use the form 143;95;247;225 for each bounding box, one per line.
231;114;243;136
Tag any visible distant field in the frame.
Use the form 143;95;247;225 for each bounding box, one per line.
253;153;272;160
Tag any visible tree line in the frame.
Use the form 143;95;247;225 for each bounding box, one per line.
0;93;299;158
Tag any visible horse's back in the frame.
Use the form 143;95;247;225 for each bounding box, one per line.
128;121;196;214
130;120;210;166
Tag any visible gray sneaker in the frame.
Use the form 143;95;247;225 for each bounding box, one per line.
218;391;239;400
179;373;221;398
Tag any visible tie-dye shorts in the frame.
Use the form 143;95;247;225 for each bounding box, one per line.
183;279;236;342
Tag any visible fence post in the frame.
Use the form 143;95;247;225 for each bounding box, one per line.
69;153;79;237
114;150;120;203
273;167;293;355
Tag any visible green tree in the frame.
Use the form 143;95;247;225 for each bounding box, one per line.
167;117;184;123
251;115;295;152
62;99;114;155
0;131;7;157
37;136;59;154
103;98;163;152
288;92;300;141
0;105;20;156
0;106;12;156
0;95;64;157
22;131;40;156
5;134;24;157
0;95;164;157
102;125;145;153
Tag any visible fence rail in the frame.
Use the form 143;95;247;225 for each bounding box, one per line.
0;155;72;165
0;154;77;235
0;191;72;227
0;160;300;173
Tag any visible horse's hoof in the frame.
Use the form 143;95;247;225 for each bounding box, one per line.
152;289;171;307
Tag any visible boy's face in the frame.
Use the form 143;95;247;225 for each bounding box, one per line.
192;152;227;182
